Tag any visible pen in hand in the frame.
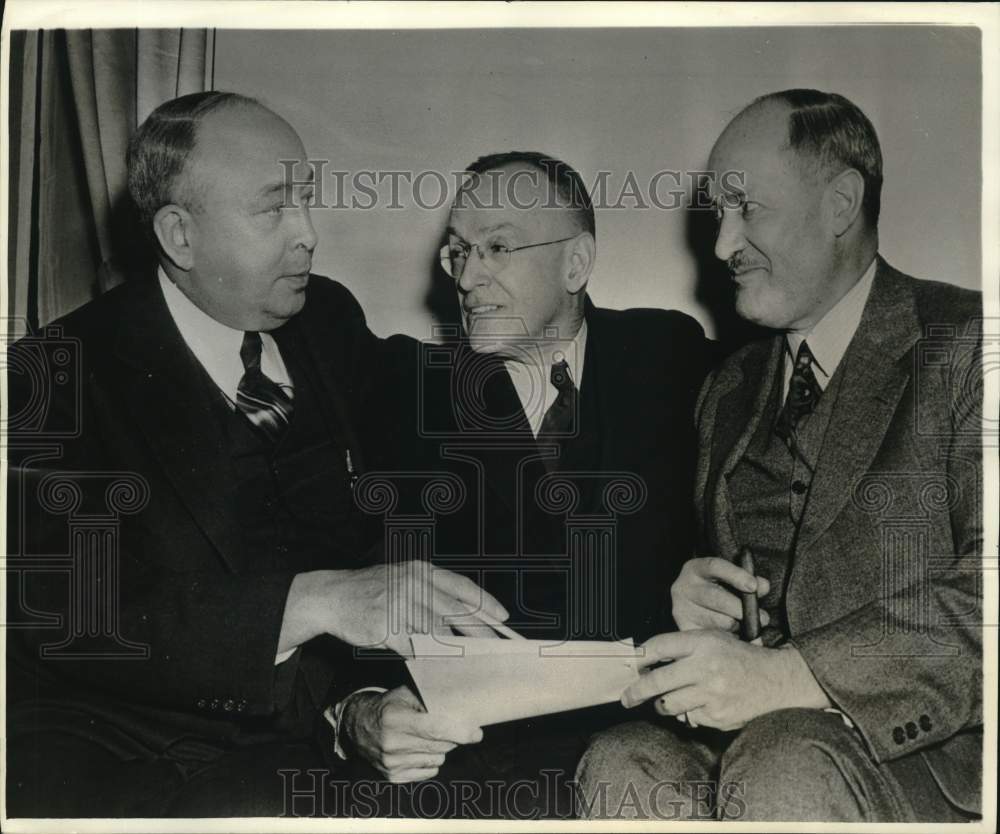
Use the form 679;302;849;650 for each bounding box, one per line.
740;546;761;643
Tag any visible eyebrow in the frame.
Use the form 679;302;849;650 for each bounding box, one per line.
446;222;521;238
255;178;314;200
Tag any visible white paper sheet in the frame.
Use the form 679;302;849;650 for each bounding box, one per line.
405;635;640;726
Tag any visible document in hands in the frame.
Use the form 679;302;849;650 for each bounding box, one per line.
406;634;640;726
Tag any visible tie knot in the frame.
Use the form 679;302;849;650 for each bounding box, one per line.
550;359;574;392
240;331;263;373
794;340;815;371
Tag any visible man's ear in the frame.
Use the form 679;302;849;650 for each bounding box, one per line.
827;168;865;237
152;204;195;271
565;232;596;294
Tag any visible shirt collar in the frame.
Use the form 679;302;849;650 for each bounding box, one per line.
157;265;249;403
504;319;588;435
786;256;877;384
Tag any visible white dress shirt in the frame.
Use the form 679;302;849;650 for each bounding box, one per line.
157;266;294;407
504;320;588;436
783;257;877;399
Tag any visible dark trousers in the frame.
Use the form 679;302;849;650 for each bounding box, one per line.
6;730;339;818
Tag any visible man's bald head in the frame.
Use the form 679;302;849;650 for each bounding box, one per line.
127;91;270;230
722;89;883;229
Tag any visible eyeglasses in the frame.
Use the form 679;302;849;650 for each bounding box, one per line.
439;235;578;279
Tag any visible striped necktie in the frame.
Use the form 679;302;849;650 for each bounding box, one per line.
236;331;293;443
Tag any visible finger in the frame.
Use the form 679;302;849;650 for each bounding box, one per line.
756;576;771;597
636;631;700;666
685;707;710;728
390;685;425;710
692;557;758;594
429;567;509;621
759;608;771;627
408;713;484;746
674;608;739;633
687;582;745;621
623;660;699;708
450;620;504;639
433;593;508;638
383;751;447;771
384;735;458;755
653;686;706;717
750;636;763;647
386;767;440;784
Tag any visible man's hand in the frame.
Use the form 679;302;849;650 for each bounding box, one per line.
671;556;770;632
341;685;483;783
278;561;510;657
622;630;831;731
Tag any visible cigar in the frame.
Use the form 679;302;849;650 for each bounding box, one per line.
740;547;761;642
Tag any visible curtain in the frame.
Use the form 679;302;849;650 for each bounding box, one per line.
6;29;216;327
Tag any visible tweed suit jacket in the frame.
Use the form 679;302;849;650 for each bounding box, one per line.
693;257;983;814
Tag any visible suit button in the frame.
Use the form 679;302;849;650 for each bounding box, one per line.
906;721;918;739
892;726;906;745
210;699;220;711
791;480;808;495
919;714;932;732
196;698;207;710
237;699;247;713
223;698;235;712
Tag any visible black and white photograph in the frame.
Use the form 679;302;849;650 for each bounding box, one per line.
2;1;997;828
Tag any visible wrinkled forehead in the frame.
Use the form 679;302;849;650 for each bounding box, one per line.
450;164;573;239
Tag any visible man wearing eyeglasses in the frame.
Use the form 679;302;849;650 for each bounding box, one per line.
356;151;713;817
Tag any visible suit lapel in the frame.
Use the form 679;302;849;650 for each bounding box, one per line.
114;278;240;571
796;259;920;554
560;311;602;510
469;347;536;517
271;310;364;480
707;337;782;557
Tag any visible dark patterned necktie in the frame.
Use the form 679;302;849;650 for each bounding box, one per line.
236;331;293;442
538;359;578;439
774;340;822;443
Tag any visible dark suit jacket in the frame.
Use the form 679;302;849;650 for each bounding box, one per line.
6;273;380;761
368;299;712;644
694;258;983;813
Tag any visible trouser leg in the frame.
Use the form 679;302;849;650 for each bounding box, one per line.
574;719;725;820
719;708;918;822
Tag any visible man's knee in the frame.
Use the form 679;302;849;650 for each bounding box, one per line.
719;708;870;821
576;721;661;788
575;721;716;821
723;708;850;775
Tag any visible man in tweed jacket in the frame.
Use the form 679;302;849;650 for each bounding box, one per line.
575;89;983;821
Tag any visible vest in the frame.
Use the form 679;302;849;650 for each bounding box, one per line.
217;331;362;575
729;347;847;640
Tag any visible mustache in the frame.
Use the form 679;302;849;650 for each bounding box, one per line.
727;256;765;274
